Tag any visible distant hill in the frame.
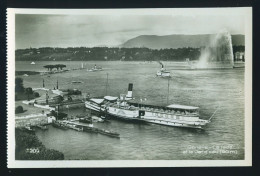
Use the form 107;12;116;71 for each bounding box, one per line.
121;34;245;49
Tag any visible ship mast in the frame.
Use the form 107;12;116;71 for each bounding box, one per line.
46;91;49;105
105;73;108;95
56;80;59;89
167;77;170;104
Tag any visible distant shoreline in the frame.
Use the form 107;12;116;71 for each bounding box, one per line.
16;71;40;76
15;45;245;62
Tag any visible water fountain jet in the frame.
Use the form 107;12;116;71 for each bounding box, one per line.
191;31;234;69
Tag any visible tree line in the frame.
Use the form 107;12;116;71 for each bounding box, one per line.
15;46;245;62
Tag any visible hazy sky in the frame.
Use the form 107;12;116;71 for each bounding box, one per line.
15;14;245;49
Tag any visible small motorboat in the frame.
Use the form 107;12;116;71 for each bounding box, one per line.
98;129;120;138
71;81;83;84
156;68;171;77
87;64;102;72
92;116;104;123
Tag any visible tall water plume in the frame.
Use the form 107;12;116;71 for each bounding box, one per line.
195;31;234;69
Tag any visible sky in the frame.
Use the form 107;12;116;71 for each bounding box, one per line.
15;13;245;49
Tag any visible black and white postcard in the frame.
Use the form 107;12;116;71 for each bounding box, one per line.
7;8;252;167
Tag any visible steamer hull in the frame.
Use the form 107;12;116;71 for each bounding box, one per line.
84;84;209;129
85;99;209;129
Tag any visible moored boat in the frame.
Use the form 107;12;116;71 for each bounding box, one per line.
97;129;120;138
35;125;48;130
87;64;102;72
85;83;209;129
52;121;68;130
79;117;92;123
77;114;92;123
91;116;104;123
100;116;111;122
82;123;99;133
65;123;83;131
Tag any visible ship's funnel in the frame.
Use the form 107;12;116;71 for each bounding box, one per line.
158;61;164;68
126;83;133;98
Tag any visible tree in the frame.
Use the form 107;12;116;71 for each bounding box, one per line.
15;77;24;93
57;95;64;103
15;128;64;160
33;92;40;98
25;87;33;101
43;65;50;71
53;95;64;103
15;106;24;114
59;64;66;70
43;65;55;71
54;64;60;71
50;65;55;71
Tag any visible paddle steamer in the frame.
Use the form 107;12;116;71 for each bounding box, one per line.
85;84;209;129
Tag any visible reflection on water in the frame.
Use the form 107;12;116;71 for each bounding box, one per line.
16;61;244;160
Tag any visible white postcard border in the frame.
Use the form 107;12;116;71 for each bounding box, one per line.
7;8;252;168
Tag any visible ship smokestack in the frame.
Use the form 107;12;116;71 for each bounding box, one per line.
158;61;164;68
126;83;133;98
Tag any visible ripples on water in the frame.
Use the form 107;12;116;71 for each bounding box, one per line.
16;61;245;160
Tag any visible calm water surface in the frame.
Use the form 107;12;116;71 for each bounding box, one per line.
16;61;245;160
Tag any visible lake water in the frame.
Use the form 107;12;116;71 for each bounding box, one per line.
16;61;245;160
